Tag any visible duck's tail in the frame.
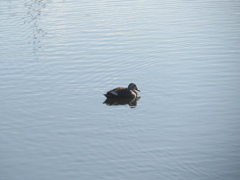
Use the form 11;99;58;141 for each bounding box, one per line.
104;93;115;98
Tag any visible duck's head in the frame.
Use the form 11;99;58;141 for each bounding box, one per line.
128;83;140;92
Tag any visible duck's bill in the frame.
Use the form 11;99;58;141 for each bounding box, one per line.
136;89;141;92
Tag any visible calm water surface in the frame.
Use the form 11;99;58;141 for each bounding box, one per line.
1;0;240;180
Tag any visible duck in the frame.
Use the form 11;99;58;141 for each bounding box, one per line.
104;83;140;99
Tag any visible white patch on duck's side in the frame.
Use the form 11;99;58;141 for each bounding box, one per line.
110;91;118;96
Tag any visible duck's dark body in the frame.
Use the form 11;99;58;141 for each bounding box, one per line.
104;83;140;99
104;87;137;98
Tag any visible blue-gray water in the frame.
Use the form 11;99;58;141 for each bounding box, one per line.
1;0;240;179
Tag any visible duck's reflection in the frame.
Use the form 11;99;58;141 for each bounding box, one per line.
103;97;141;108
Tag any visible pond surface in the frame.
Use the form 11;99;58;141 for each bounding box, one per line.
1;0;240;180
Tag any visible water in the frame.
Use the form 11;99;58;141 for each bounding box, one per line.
1;0;240;179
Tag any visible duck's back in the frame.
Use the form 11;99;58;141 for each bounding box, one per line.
104;87;136;98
